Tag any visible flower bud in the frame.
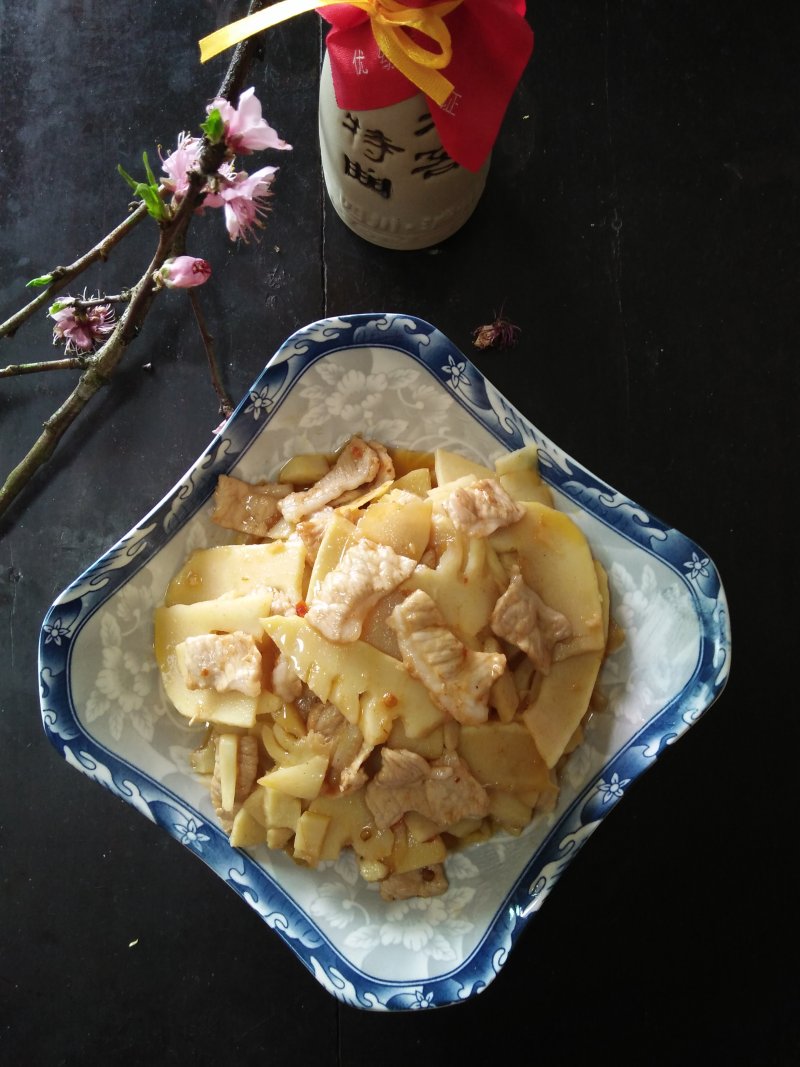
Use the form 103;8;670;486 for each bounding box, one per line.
157;255;212;289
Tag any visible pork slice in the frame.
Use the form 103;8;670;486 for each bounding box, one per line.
389;589;505;724
212;474;291;537
331;439;396;506
490;565;573;672
365;747;489;830
307;702;372;793
278;437;380;524
364;748;430;829
305;537;416;642
270;651;303;702
423;751;490;826
441;477;525;537
295;507;335;563
305;700;345;738
176;631;262;698
265;587;297;617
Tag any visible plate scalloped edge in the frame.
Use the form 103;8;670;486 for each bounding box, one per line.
39;312;731;1012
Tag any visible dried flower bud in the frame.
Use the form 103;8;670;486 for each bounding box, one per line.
472;316;521;351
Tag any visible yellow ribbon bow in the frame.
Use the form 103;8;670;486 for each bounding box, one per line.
199;0;464;107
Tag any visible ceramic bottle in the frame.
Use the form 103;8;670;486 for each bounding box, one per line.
318;51;490;251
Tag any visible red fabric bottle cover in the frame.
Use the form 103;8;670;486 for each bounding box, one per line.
318;0;534;172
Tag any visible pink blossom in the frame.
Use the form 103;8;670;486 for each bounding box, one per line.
51;303;116;353
160;132;203;198
204;164;278;242
156;256;212;289
208;87;291;155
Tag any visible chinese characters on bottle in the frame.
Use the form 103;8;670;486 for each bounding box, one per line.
341;111;459;202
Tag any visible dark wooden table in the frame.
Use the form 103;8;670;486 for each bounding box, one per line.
1;2;797;1062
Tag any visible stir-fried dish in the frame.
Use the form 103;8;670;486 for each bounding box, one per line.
154;438;617;901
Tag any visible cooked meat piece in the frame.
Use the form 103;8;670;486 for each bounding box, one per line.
307;702;372;793
423;750;491;826
441;477;525;537
369;439;395;481
176;631;262;698
296;688;324;719
305;700;345;738
380;864;449;901
389;589;505;724
365;747;489;830
211;734;259;831
271;652;303;702
296;507;335;562
338;746;371;794
212;474;291;536
365;748;429;827
278;437;380;524
266;587;297;616
332;439;395;506
490;564;572;672
306;537;416;642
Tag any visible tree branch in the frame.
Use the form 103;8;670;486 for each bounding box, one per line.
0;0;274;523
0;356;91;378
53;293;133;310
189;290;234;418
0;203;148;340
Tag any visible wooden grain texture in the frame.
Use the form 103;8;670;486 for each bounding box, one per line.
1;1;797;1062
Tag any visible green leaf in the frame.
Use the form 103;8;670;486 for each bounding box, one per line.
48;300;68;314
117;163;139;191
26;273;54;289
136;183;167;222
142;151;158;188
118;158;167;221
200;108;225;144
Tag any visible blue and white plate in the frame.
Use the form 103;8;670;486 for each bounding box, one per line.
39;313;731;1011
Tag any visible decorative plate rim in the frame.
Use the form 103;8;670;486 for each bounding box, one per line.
39;312;731;1011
